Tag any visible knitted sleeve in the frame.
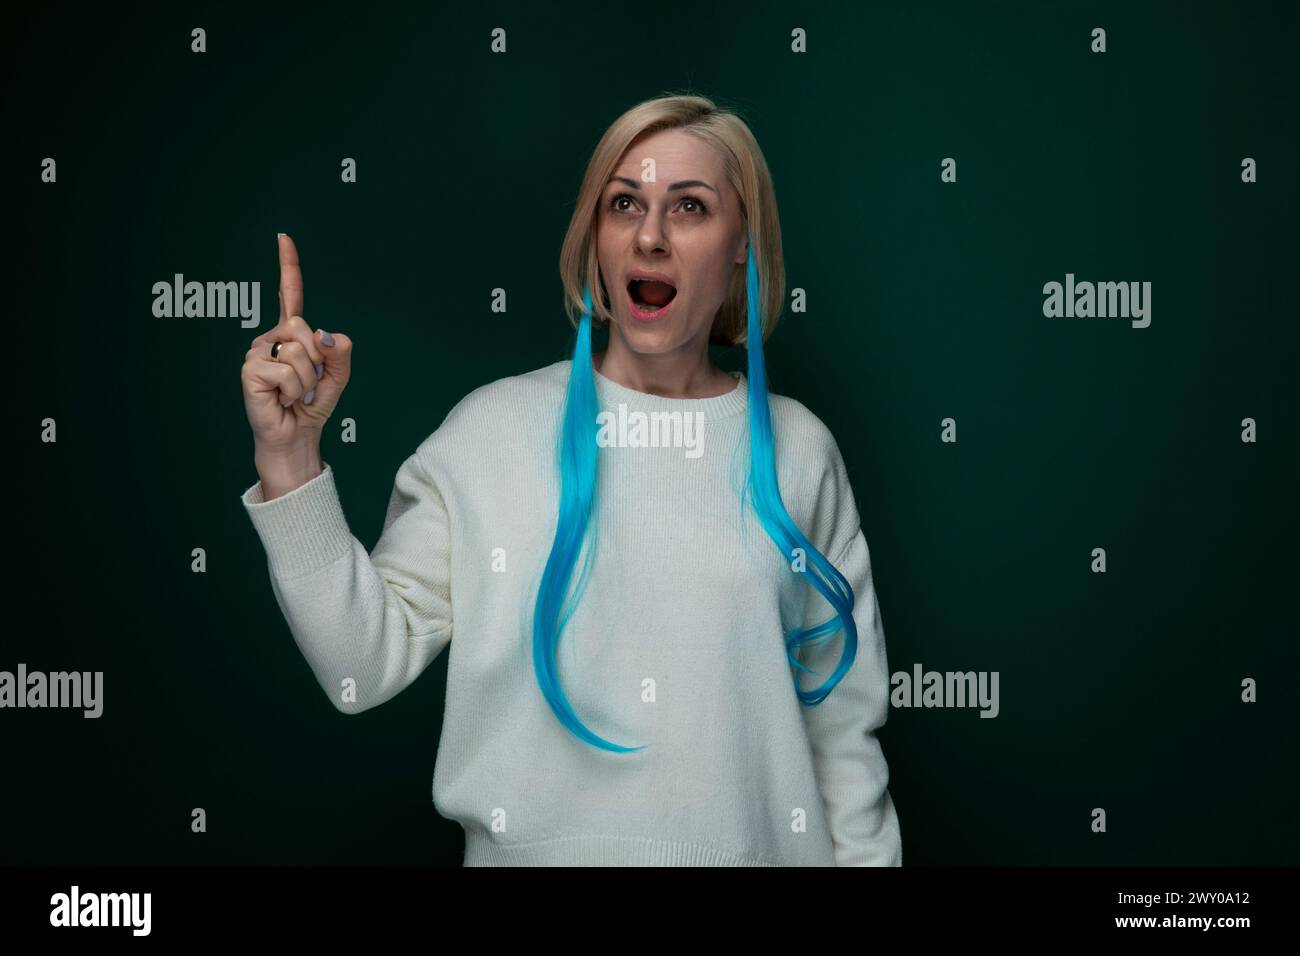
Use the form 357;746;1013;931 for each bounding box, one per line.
795;436;903;866
239;454;453;714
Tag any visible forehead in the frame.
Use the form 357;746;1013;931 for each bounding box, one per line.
610;128;723;182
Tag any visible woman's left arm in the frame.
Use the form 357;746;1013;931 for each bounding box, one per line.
793;423;903;866
798;527;903;866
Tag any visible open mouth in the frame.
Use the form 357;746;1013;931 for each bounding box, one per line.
626;278;678;319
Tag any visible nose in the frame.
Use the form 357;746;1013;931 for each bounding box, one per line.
636;212;668;255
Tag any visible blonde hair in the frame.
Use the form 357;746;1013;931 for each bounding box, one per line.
557;93;786;346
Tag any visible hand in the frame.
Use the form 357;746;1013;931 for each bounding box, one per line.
241;234;353;457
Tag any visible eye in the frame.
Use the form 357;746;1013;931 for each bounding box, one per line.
606;192;709;215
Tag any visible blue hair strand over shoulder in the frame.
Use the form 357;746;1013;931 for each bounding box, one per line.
532;239;858;752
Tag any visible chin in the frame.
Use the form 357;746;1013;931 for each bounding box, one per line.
611;318;689;354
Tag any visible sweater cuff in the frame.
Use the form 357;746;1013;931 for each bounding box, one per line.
239;462;354;579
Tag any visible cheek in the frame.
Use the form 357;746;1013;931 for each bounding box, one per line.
687;258;734;304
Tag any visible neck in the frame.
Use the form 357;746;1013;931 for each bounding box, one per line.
593;337;735;399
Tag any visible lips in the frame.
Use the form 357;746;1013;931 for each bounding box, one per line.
626;277;677;321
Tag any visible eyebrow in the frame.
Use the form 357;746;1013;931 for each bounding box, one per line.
608;175;719;195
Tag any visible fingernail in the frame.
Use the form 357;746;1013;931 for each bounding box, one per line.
319;330;335;347
314;362;324;379
304;389;315;405
277;232;285;238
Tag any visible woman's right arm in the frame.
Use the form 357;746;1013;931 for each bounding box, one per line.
237;235;453;713
239;455;453;714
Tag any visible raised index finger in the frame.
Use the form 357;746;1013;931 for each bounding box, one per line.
278;233;304;322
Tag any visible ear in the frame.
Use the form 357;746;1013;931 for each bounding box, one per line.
734;235;748;266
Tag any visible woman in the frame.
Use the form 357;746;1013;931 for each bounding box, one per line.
239;93;901;867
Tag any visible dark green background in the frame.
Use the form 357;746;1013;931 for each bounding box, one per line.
5;0;1296;865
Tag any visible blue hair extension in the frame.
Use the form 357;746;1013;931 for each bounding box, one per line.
534;241;858;753
738;236;859;705
532;284;646;753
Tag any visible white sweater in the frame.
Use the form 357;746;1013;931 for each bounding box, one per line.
240;359;902;866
